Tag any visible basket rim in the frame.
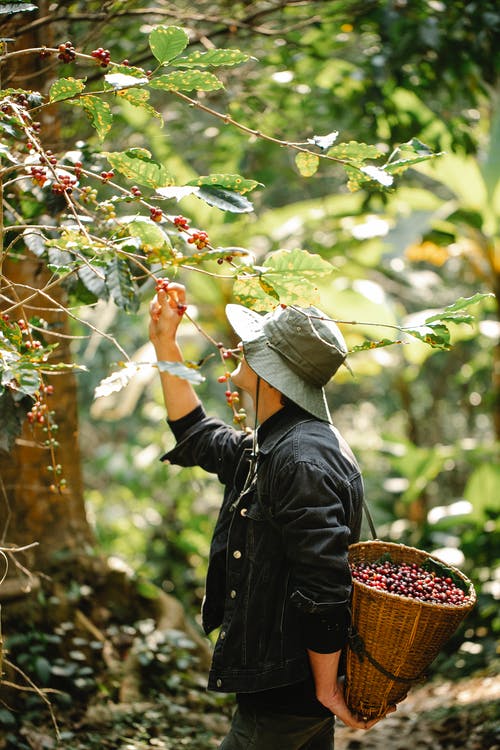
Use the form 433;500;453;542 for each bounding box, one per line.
349;539;476;610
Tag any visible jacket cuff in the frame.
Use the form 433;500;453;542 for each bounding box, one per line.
299;609;350;653
290;589;351;653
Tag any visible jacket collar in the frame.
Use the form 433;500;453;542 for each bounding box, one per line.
257;403;316;456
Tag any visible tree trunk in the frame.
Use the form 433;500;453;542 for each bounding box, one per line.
0;254;94;578
0;2;93;588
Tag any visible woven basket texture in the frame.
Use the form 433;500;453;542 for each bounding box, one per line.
345;540;476;720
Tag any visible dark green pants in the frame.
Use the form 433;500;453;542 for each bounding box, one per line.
219;706;334;749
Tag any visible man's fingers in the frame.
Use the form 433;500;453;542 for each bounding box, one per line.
149;295;162;321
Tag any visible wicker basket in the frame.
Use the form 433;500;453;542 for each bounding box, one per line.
344;540;476;720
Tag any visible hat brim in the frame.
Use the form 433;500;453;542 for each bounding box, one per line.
226;304;331;422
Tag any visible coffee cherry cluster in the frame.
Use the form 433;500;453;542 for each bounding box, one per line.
150;207;163;223
30;166;47;187
173;215;190;231
41;149;57;166
58;41;76;63
100;170;114;182
224;389;240;407
155;278;170;293
130;185;142;198
91;47;111;67
52;173;77;195
188;230;209;249
81;186;98;203
154;278;186;315
351;560;470;606
217;254;234;266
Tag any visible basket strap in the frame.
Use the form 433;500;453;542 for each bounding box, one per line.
348;626;427;685
362;498;378;540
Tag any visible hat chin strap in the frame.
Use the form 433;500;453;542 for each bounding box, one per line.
252;376;261;451
235;376;260;501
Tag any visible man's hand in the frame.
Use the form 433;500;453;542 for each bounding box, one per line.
307;649;395;731
317;676;396;730
149;282;187;355
148;281;201;421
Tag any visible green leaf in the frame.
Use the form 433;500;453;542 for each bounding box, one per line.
40;362;87;373
149;70;224;92
384;139;443;176
464;463;500;520
116;87;162;120
421;558;468;593
186;174;262;195
195;186;253;213
1;319;22;348
47;246;73;270
405;323;451;349
328;141;384;164
23;229;47;257
94;362;141;399
295;152;320;177
174;48;251;68
0;391;25;453
258;275;280;301
345;165;393;192
105;258;140;312
72;95;112;140
107;64;149;79
104;148;172;188
384;153;443;177
125;219;173;257
424;293;494;325
350;338;402;353
77;265;108;301
49;77;86;103
35;656;52;684
0;141;18;163
360;165;393;187
233;248;334;310
0;3;37;15
149;25;189;64
156;360;205;384
94;358;205;400
9;359;41;396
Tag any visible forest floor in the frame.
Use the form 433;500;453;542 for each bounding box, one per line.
13;671;500;750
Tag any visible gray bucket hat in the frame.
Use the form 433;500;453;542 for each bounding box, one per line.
225;303;348;422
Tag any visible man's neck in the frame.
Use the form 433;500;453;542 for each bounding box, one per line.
254;379;284;424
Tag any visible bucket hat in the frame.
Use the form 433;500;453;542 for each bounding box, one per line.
225;303;348;422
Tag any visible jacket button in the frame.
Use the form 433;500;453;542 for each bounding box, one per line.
220;630;226;640
233;550;242;559
230;589;237;599
216;679;222;688
240;508;248;516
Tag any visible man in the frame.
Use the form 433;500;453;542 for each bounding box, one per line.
149;282;391;749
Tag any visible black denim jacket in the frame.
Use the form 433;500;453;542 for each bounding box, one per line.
162;403;363;694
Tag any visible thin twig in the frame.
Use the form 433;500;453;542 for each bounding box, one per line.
2;659;61;739
1;280;130;360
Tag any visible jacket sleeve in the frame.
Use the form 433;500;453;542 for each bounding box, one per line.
162;406;252;487
271;458;354;653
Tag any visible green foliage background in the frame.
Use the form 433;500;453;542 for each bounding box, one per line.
1;0;499;695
